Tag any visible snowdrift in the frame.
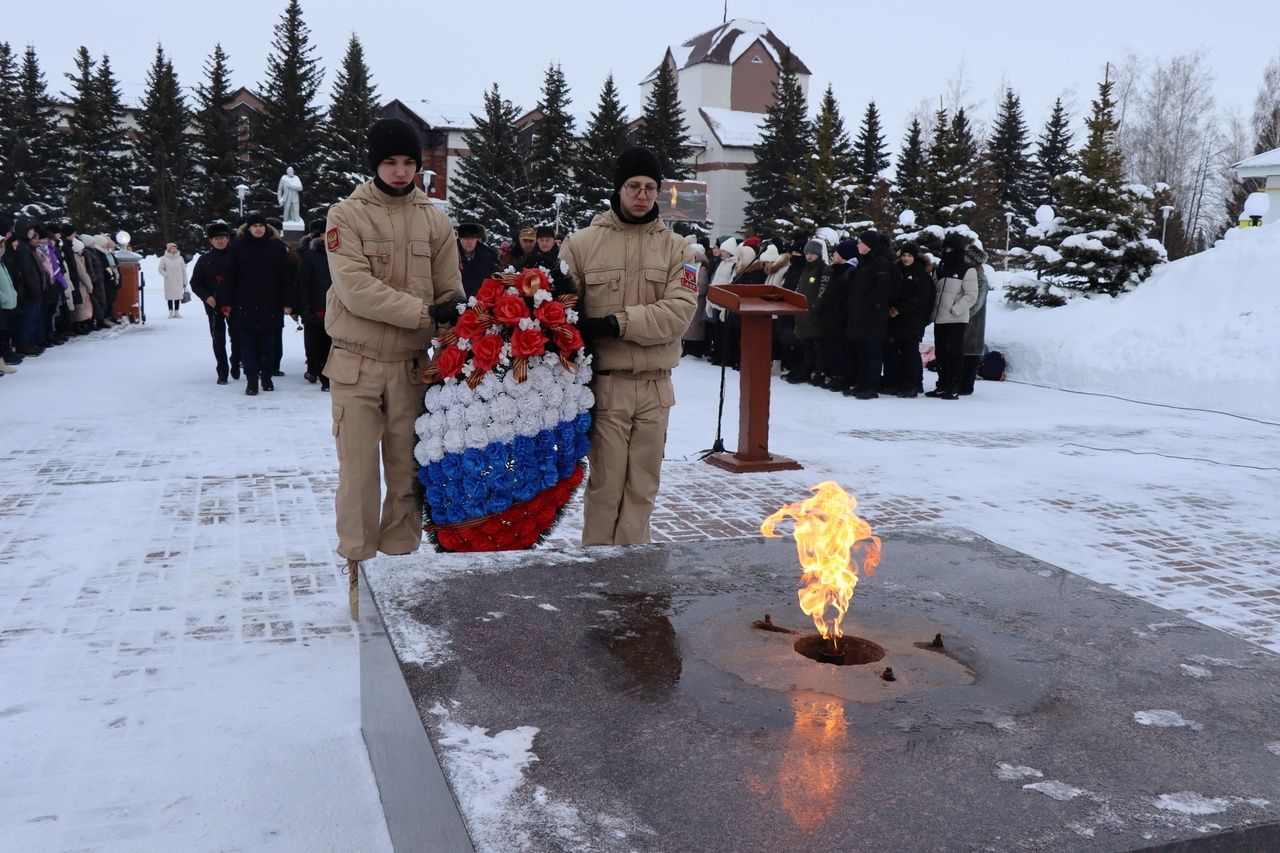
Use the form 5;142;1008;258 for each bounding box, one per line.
985;223;1280;421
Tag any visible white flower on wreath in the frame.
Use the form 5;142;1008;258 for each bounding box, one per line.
423;436;444;461
491;420;517;444
533;289;552;305
455;338;472;352
465;423;491;447
442;430;466;454
505;286;520;296
565;308;579;324
518;317;541;331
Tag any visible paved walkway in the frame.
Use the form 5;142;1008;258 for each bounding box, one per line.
1;310;1277;851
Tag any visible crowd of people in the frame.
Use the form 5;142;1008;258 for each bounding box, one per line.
0;215;129;383
681;228;992;399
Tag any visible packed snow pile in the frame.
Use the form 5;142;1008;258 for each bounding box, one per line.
985;223;1280;420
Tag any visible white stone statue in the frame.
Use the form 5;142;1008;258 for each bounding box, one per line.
277;167;303;225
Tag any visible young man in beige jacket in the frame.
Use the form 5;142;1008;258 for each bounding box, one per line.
559;146;696;545
323;118;465;617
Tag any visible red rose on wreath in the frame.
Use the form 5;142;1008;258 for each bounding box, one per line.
494;293;530;326
553;323;584;352
534;299;567;327
511;327;547;358
475;278;505;308
452;309;485;340
516;267;550;296
436;344;467;378
470;333;504;371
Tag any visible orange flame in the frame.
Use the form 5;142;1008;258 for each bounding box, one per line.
761;481;882;645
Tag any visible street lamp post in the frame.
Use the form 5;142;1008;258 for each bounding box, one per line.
422;169;437;197
1160;205;1175;248
235;183;249;219
553;192;566;236
1003;211;1014;271
842;194;852;227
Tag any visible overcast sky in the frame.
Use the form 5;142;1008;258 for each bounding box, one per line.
6;0;1279;152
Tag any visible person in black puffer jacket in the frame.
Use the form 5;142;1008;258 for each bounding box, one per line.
295;233;334;390
884;242;936;397
844;230;895;398
190;221;239;384
220;212;293;395
816;240;857;392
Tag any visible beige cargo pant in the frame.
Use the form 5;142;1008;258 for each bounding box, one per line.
324;347;426;561
581;372;674;546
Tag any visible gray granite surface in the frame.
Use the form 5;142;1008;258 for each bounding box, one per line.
364;532;1280;852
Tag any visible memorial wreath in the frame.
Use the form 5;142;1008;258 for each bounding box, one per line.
413;266;593;552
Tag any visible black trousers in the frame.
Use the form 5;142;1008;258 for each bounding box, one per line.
960;355;981;394
238;325;272;382
207;309;240;379
884;332;924;393
303;318;332;376
821;334;850;389
933;324;966;394
852;339;884;392
263;316;284;374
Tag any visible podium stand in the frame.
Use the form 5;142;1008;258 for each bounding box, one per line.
112;249;143;324
705;284;807;473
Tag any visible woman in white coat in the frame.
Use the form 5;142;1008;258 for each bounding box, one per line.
157;243;188;318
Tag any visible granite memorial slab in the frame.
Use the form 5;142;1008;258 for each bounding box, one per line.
360;531;1280;852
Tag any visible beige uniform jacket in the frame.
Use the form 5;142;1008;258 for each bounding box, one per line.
558;210;696;374
324;181;463;362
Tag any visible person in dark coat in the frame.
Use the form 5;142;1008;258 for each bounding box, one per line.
190;221;239;384
783;240;827;384
221;212;293;395
6;219;45;356
518;224;560;271
960;243;990;395
844;230;894;398
295;232;334;390
456;222;499;297
883;242;936;397
816;240;857;392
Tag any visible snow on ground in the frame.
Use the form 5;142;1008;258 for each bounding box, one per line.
1;232;1279;851
986;223;1280;422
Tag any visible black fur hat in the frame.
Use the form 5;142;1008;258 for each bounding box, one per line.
308;218;326;235
942;231;968;252
366;118;422;174
457;222;485;240
206;221;231;238
245;211;268;227
535;225;556;239
613;145;663;191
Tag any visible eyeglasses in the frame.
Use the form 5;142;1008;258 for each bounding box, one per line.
622;181;659;198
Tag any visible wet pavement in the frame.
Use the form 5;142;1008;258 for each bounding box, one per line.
366;535;1280;852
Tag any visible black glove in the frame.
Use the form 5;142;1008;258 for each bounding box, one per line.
578;314;620;341
428;300;467;323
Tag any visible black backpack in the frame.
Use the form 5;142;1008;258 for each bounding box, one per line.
978;350;1006;381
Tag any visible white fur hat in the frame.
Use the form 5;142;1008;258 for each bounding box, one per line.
737;245;757;267
719;237;738;254
758;244;780;264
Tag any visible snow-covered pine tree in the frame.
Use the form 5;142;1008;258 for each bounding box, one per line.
132;45;192;254
1032;98;1075;207
253;0;324;216
574;74;630;224
638;59;692;181
189;43;240;231
789;84;855;233
742;49;810;236
973;88;1035;262
94;55;143;237
944;108;978;225
5;46;63;218
848;101;889;222
450;84;527;243
1022;74;1163;301
525;63;582;234
313;34;379;211
64;47;118;235
0;43;16;210
918;107;950;227
892;118;927;219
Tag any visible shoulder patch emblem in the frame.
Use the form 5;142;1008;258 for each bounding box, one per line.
326;227;340;252
680;263;698;292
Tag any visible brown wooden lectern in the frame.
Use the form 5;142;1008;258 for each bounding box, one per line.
704;284;807;473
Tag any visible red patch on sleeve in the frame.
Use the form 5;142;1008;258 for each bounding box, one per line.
680;263;697;292
326;227;341;252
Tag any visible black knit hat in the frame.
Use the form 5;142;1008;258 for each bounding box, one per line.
206;221;231;238
457;222;485;239
308;218;326;235
898;241;921;258
245;211;268;227
857;229;878;248
535;224;556;239
942;231;968;251
613;145;663;191
366;118;422;174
